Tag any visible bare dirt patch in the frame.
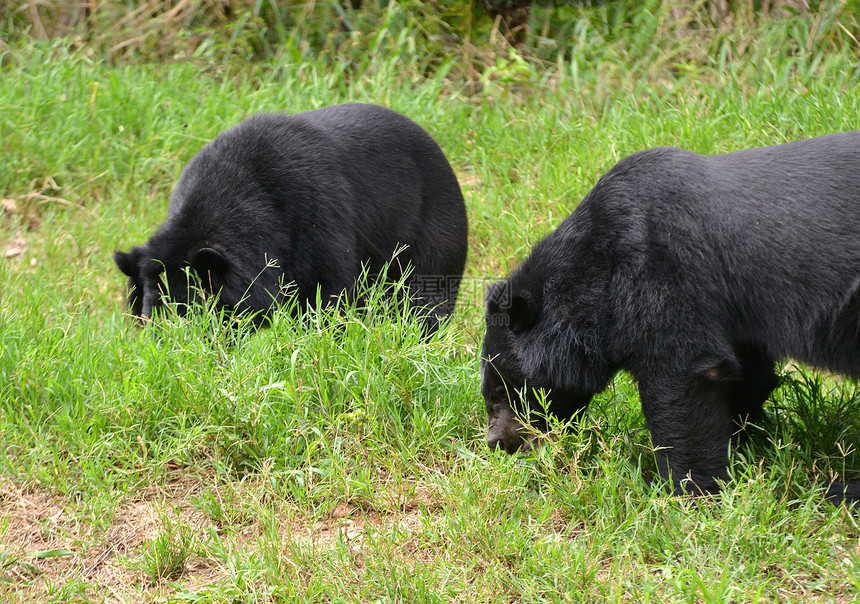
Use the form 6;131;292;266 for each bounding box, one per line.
1;475;447;601
0;476;223;601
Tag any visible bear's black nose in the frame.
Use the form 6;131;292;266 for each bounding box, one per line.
487;434;503;450
487;432;526;455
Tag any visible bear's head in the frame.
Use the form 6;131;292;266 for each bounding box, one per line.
481;278;612;453
113;232;279;329
114;243;229;321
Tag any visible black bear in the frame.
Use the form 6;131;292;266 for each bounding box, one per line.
114;103;468;332
481;131;860;505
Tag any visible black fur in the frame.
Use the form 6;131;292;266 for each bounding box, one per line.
114;103;468;331
482;131;860;506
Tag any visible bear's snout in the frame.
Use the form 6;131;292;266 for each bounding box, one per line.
487;403;529;454
487;431;528;454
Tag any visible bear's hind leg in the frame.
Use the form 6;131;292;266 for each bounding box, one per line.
825;481;860;507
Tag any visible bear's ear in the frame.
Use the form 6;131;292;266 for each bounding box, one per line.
191;247;229;280
114;248;140;278
485;281;507;316
507;291;541;334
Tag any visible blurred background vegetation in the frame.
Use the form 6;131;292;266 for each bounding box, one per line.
2;0;858;83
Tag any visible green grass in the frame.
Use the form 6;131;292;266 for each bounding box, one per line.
2;16;860;603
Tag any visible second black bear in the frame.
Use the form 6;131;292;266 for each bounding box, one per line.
114;103;468;332
481;131;860;505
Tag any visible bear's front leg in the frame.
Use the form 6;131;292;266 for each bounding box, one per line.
638;375;739;496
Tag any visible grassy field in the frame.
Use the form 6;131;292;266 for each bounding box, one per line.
2;10;860;603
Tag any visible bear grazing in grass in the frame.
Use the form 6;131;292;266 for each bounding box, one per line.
114;103;468;332
481;131;860;505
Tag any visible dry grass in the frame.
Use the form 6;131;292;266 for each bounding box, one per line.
3;0;852;73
